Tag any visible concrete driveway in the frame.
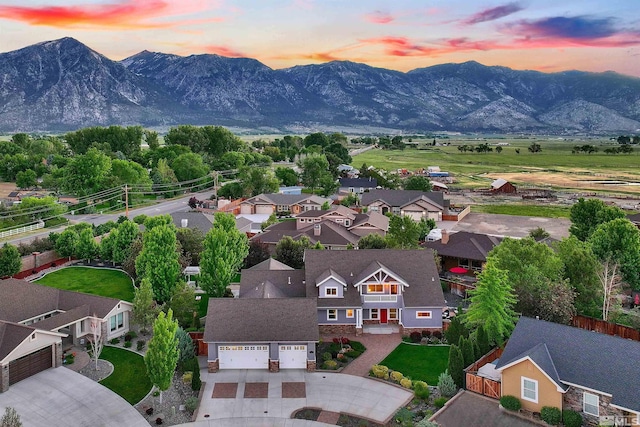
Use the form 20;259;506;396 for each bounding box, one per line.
196;369;413;425
0;367;147;427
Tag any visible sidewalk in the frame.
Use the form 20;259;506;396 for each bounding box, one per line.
323;333;402;377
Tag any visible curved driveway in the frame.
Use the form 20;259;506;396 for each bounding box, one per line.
0;367;147;427
195;369;413;424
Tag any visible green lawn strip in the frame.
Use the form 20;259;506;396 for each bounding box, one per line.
99;346;152;405
379;343;449;385
471;204;571;218
197;293;210;318
35;266;134;302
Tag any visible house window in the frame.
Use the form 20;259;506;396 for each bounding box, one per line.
325;287;338;297
390;284;399;294
370;206;379;212
583;392;599;416
521;377;538;403
349;187;355;193
459;259;470;269
471;260;483;270
110;312;124;332
345;220;350;226
370;309;379;320
389;309;398;320
327;309;337;321
346;309;354;318
416;311;432;319
367;284;384;293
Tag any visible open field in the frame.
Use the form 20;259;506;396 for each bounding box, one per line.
353;138;640;194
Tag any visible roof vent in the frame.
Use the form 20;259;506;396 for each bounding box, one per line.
288;276;291;285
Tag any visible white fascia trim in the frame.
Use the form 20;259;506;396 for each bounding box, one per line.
496;356;567;393
560;381;612;397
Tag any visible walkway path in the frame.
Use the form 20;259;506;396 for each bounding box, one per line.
324;333;402;377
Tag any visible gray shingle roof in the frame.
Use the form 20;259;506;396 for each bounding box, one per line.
495;317;640;412
248;258;294;271
304;249;444;308
171;211;214;233
257;220;360;247
360;189;445;210
0;321;34;360
204;298;319;343
239;270;306;298
243;193;330;207
349;212;389;232
423;231;502;262
338;178;378;188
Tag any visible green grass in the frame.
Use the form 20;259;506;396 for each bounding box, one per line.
197;293;210;318
471;204;571;218
379;343;450;384
99;346;152;404
35;267;135;302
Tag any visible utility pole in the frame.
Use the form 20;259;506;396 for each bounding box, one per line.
124;184;129;218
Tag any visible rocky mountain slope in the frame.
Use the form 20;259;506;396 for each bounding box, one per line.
1;37;639;134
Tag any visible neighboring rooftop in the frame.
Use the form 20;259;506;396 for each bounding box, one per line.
423;231;502;261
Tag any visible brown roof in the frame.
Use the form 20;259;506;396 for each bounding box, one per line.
349;212;389;232
204;298;319;343
257;220;360;247
0;278;123;325
239;270;306;298
304;249;444;308
0;321;34;360
248;258;294;271
423;231;502;262
360;189;445;210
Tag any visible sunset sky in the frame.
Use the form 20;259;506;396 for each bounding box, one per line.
1;0;639;76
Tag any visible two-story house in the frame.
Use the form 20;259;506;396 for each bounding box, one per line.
240;193;331;216
338;177;378;194
360;189;448;221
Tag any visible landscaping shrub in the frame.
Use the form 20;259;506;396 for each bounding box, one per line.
416;420;439;427
400;378;413;389
182;372;193;384
562;409;583;427
350;341;366;352
124;341;132;348
410;331;422;343
124;331;138;342
394;408;414;426
432;331;442;340
137;340;146;351
437;370;458;398
499;395;521;411
109;338;120;345
413;381;430;400
191;361;201;391
323;360;338;370
371;365;389;379
434;397;448;409
185;397;198;413
322;352;333;361
332;337;350;345
422;330;431;338
345;350;361;358
390;371;405;383
540;406;561;425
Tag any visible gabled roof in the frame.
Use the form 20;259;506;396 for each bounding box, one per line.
495;317;640;413
360;189;445;210
242;193;330;207
423;231;502;262
352;261;408;288
0;321;34;360
239;270;306;298
491;178;508;189
315;269;347;287
305;249;444;308
296;205;357;220
349;212;389;232
256;220;360;247
338;177;377;188
204;298;319;343
171;211;214;233
248;258;295;271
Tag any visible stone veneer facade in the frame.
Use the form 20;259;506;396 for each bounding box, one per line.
318;325;356;335
563;386;625;427
401;326;442;336
269;359;279;372
306;360;316;372
208;359;219;373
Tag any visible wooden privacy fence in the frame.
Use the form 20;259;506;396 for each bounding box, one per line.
571;315;640;342
464;346;504;400
188;331;208;356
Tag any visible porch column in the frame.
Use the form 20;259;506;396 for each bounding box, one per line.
355;308;363;336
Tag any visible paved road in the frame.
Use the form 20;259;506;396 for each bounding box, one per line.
2;189;216;246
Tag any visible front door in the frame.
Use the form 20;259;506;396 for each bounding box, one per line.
380;309;388;324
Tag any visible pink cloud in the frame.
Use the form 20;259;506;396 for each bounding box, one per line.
203;45;246;57
364;10;394;24
462;2;524;25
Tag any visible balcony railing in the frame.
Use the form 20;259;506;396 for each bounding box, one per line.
363;295;398;303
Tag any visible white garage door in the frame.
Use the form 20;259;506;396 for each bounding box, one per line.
256;205;274;215
279;345;307;369
404;211;423;221
218;345;269;369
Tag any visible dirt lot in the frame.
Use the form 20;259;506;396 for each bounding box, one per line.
0;182;17;198
486;171;640;195
450;212;571;239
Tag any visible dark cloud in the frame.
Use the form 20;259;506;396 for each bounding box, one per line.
463;2;524;25
513;16;618;39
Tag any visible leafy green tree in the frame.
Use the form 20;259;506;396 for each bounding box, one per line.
417;217;436;241
143;214;173;230
99;232;116;263
403;176;432;192
176;227;204;266
145;309;179;404
15;169;37;189
171;153;209;183
244;239;271;269
303;132;330;148
448;344;465;388
151;159;179;196
144;130;159;150
168;282;198;327
55;229;79;260
64;125;143;157
0;243;21;277
110;159;152;189
555;236;602;316
275;167;299;187
464;260;518;346
537;280;576;324
299;154;330;193
132;278;160;333
62;148;112;196
274;235;311;269
75;228;98;262
589;218;640;290
528;142;542;153
10;196;66;224
358;233;388;249
324;142;351;164
569;198;625;241
136;224;181;303
112;220;140;265
199;212;249;297
239;167;279;197
386;215;421;249
217;181;244;199
318;174;338;197
261;213;278;231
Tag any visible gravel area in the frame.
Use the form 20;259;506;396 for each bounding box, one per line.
78;360;114;382
135;372;199;426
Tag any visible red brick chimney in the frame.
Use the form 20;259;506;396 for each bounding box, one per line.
441;229;449;244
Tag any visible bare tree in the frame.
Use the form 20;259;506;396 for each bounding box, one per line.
89;315;105;370
597;260;622;321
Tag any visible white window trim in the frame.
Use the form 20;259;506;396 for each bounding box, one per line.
346;309;354;318
521;377;538;403
325;287;338;297
367;284;384;293
389;308;398;320
416;311;432;319
583;392;599;416
370;309;379;320
327;309;337;321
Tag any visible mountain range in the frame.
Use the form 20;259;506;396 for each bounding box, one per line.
1;37;639;134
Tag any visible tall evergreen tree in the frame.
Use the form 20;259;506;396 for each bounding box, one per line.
199;212;249;297
459;336;475;368
448;344;465;388
144;309;179;404
476;324;491;356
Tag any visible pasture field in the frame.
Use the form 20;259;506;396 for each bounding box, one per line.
352;138;640;194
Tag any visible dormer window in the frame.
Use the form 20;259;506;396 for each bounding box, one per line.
325;287;338;297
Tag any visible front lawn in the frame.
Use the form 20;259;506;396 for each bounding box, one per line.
99;346;152;404
35;266;135;302
379;343;449;385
